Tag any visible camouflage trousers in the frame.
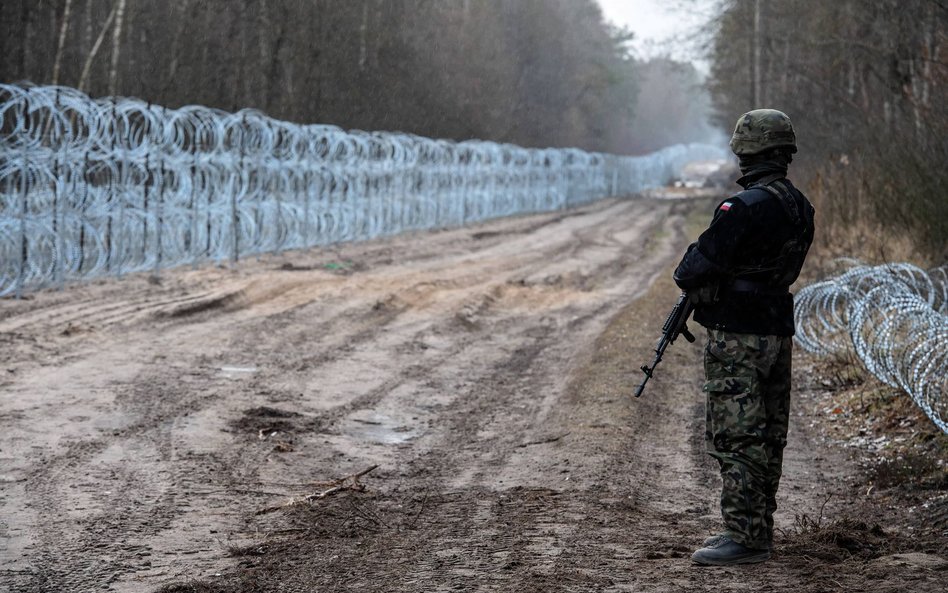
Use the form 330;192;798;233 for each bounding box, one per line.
703;329;792;550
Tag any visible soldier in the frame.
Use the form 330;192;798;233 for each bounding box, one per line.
673;109;815;565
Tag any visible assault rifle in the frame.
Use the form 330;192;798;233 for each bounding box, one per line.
634;291;697;398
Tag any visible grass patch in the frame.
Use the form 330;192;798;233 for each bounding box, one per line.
871;450;948;491
822;383;946;491
783;514;891;563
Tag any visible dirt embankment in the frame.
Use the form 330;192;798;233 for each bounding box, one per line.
0;196;944;593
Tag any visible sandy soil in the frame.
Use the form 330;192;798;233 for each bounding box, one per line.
0;195;944;593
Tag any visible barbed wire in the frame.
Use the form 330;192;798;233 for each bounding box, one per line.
0;84;726;297
794;261;948;433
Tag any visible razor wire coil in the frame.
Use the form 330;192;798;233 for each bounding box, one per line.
1;84;726;297
794;261;948;433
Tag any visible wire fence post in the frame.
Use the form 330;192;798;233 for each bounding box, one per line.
155;159;165;278
52;88;66;290
17;169;27;300
108;97;120;277
15;96;30;300
273;161;283;256
143;146;150;272
232;114;245;266
78;150;90;274
611;161;618;197
303;170;312;249
154;105;165;279
204;159;212;263
16;112;30;300
188;160;198;268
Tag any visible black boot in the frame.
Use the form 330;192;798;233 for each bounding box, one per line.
691;536;770;566
702;533;727;547
702;532;774;552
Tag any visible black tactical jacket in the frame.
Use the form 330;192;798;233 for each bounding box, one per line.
673;172;815;336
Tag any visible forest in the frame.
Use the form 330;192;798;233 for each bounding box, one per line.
707;0;947;262
1;0;713;155
2;0;945;257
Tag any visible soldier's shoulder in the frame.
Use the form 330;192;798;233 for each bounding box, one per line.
729;187;773;208
713;195;748;215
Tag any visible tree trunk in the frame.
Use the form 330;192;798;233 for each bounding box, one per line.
108;0;127;96
51;0;74;85
359;0;368;71
753;0;761;106
79;4;118;92
164;0;193;95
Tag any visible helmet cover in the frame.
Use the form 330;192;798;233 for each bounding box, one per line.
729;109;797;156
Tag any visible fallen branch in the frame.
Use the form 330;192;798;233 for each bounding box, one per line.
517;432;570;448
308;464;379;488
256;465;379;515
407;490;429;529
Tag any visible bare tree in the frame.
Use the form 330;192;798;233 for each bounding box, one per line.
51;0;75;85
108;0;126;96
78;3;118;92
708;0;948;260
2;0;648;154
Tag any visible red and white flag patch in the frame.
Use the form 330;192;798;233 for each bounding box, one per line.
719;201;733;211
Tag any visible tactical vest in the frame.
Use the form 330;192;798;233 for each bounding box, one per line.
733;175;813;288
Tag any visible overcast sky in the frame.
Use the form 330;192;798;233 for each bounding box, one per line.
596;0;716;73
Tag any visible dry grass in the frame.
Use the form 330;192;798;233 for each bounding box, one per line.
795;351;948;561
872;451;948;491
809;358;948;482
801;157;945;270
782;515;892;563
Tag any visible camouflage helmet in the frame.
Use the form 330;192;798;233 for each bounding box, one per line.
729;109;797;156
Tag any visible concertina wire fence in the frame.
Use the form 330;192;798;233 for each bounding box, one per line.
0;84;726;298
794;261;948;434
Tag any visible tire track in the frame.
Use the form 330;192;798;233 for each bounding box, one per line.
1;197;697;592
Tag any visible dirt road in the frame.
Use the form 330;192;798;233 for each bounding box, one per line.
1;196;943;592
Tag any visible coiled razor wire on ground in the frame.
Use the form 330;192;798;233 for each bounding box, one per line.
0;84;726;297
794;261;948;433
